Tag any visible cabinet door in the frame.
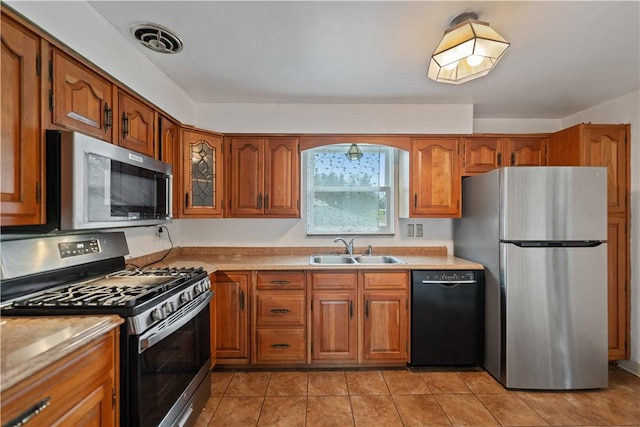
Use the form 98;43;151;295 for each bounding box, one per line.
607;216;628;360
1;16;42;226
311;292;357;362
582;125;628;214
51;50;113;141
159;115;180;218
181;129;224;217
461;137;502;175
214;272;249;360
506;137;547;166
229;137;264;216
209;274;217;368
117;91;155;157
410;138;461;217
362;291;408;362
264;137;299;217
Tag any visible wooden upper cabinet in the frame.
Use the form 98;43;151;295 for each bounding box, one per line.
0;15;43;226
228;136;300;218
410;138;461;217
159;115;180;218
461;137;502;174
116;90;155;157
506;137;547;167
549;123;629;213
582;125;628;214
51;49;113;142
462;136;547;176
181;128;224;217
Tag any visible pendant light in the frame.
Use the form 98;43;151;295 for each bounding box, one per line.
427;12;509;84
345;144;364;161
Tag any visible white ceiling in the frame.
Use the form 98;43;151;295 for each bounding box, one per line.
88;1;640;119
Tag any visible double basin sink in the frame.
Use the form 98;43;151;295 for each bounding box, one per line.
309;254;406;265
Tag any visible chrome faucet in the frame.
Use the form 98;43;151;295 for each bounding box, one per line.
334;235;359;255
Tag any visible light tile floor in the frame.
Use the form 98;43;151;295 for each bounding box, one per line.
194;366;640;426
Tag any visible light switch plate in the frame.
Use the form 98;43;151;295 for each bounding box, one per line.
407;224;414;237
416;224;423;237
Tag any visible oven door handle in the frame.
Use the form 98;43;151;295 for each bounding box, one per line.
138;292;212;354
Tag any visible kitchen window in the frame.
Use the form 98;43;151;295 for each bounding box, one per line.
305;144;395;235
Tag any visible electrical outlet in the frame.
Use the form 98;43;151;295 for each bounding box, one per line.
416;224;423;237
154;226;163;240
407;224;414;237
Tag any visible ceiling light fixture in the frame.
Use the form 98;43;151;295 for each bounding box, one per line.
345;144;364;161
427;12;509;84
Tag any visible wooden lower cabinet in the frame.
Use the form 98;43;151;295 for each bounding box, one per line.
309;270;409;366
1;329;119;426
253;271;306;364
214;272;249;363
607;216;629;360
361;271;409;363
311;290;358;363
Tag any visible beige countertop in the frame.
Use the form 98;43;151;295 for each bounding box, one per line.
130;246;483;274
0;315;123;392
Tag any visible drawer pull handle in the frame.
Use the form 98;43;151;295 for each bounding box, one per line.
3;396;51;427
270;280;290;285
270;308;290;314
271;343;290;349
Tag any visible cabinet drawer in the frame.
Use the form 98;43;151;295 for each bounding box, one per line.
256;328;306;363
1;332;115;426
256;292;305;326
362;271;409;290
257;271;305;290
310;271;357;290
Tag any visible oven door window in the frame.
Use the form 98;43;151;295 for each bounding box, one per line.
87;153;169;222
130;305;210;427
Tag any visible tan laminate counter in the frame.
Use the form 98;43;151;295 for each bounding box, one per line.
0;315;123;392
132;246;483;274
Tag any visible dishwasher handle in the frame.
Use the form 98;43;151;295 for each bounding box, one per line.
420;280;477;285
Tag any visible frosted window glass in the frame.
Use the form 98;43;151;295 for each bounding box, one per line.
306;144;395;235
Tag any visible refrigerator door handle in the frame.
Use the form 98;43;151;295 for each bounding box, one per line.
505;241;604;248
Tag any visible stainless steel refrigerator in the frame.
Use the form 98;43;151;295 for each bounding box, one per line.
453;166;608;390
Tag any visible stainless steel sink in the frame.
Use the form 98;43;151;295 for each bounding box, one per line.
309;254;405;265
352;255;405;264
310;255;357;264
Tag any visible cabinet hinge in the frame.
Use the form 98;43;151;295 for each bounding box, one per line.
310;300;313;310
297;200;300;210
35;54;41;76
112;389;116;409
311;342;313;353
35;182;41;204
48;60;53;82
48;89;53;111
406;341;408;352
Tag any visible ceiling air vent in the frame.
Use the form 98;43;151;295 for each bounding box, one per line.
130;23;183;54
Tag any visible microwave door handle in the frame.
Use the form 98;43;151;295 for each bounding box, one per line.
167;174;173;219
138;292;212;354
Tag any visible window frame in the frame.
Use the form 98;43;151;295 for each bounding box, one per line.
304;144;396;236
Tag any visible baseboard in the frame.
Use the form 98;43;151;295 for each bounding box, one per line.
616;360;640;377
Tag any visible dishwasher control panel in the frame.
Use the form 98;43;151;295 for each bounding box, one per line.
413;270;479;283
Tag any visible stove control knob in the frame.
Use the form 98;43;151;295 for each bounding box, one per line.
164;301;176;314
180;291;193;303
151;307;166;321
194;283;205;294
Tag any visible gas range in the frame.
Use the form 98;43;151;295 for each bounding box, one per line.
0;232;213;427
2;265;211;334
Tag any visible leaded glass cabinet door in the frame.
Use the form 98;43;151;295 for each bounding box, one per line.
181;129;224;217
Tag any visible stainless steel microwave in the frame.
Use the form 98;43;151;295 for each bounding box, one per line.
4;131;173;233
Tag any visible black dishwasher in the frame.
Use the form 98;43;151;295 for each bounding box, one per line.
410;270;484;366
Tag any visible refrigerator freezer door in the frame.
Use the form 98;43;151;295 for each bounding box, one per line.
501;242;608;389
500;167;607;242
